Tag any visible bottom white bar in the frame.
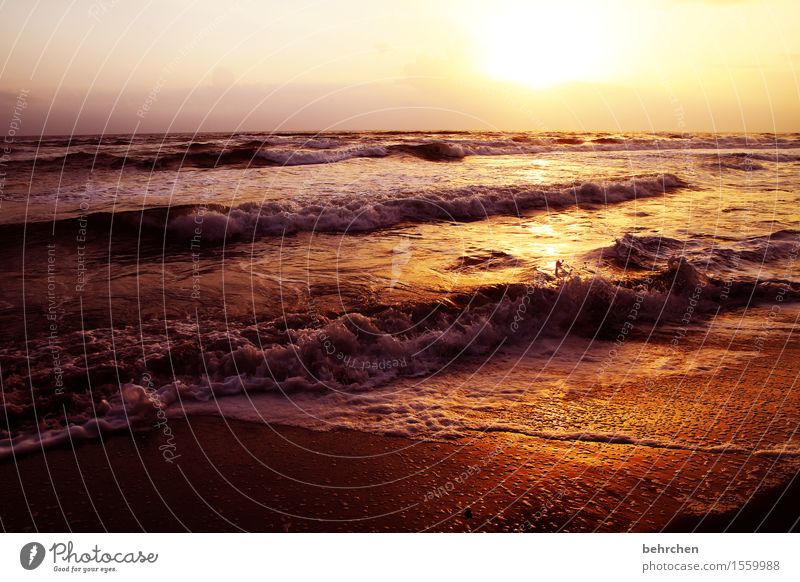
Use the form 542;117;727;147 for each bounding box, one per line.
1;534;797;581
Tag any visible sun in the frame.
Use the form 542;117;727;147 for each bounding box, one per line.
470;2;618;89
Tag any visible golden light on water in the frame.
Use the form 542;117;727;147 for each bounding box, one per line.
527;223;557;237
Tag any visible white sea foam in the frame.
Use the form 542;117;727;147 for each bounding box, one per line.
3;258;795;460
166;173;686;242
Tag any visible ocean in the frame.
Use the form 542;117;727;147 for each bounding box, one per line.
2;129;799;487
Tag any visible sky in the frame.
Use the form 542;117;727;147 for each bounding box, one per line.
1;0;798;135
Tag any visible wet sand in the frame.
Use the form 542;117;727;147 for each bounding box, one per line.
3;306;799;533
0;414;797;533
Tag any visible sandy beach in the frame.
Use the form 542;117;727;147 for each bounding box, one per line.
3;319;799;534
1;414;797;533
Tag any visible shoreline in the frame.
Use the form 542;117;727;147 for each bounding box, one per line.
1;416;797;533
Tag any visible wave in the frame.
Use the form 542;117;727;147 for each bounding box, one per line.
591;137;624;144
0;174;687;246
8;132;800;173
701;151;800;171
256;144;391;165
0;203;228;246
389;142;469;160
2;141;475;171
157;173;687;241
3;142;478;171
742;152;800;162
448;250;520;272
605;231;800;273
2;257;797;459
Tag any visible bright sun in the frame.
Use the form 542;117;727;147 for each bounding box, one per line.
471;2;618;89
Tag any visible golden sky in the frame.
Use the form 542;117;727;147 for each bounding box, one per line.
1;0;798;134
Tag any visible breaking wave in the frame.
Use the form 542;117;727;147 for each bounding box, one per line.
0;173;687;247
606;230;800;273
2;256;797;459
